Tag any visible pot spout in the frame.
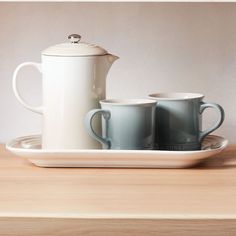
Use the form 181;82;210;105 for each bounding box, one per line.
100;54;119;77
107;54;119;64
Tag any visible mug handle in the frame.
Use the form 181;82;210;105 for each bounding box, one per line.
12;62;43;114
199;102;225;142
84;109;111;149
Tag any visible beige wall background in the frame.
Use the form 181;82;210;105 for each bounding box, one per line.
0;3;235;143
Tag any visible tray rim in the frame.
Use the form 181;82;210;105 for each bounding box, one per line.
5;135;228;168
6;134;228;155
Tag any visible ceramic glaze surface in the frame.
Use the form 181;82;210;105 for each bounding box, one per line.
41;55;112;149
85;100;156;150
156;99;202;150
149;93;225;151
6;135;228;168
12;36;118;149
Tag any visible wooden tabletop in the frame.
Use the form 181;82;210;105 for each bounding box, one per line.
0;144;236;236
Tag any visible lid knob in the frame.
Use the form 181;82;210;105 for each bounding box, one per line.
68;34;81;44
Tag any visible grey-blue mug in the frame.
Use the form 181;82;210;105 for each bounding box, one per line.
149;93;225;151
84;99;157;150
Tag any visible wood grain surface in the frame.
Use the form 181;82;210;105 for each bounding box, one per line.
0;144;236;235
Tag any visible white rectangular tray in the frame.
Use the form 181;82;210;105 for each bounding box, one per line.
6;135;228;168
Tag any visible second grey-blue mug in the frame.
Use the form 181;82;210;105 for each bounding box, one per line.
84;99;157;150
149;93;225;151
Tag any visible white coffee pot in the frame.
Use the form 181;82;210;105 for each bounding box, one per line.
13;34;119;149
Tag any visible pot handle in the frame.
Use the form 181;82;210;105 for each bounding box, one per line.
12;62;43;114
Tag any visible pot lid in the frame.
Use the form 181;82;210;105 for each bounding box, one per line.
42;34;108;56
